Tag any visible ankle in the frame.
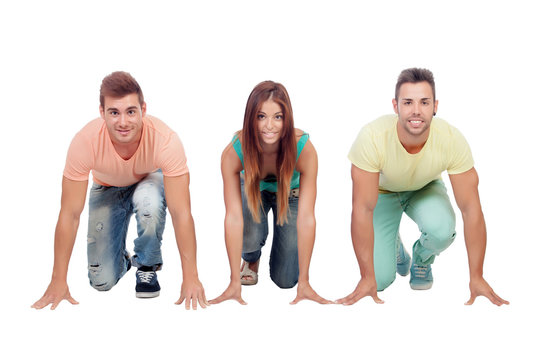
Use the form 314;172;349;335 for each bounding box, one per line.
138;266;154;272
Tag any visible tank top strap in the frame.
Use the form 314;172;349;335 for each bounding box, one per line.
231;134;244;167
232;132;308;168
296;132;309;160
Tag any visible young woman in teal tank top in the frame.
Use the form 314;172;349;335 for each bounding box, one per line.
210;81;331;305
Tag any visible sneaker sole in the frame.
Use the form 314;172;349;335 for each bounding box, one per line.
396;265;410;277
136;291;160;298
410;282;433;290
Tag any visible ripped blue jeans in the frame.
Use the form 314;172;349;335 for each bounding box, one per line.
241;178;299;289
87;171;166;291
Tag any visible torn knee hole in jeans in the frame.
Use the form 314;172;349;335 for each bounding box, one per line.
88;263;102;275
143;196;151;207
138;196;154;220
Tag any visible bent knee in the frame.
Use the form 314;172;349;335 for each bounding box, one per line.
376;272;396;291
422;226;456;250
90;281;116;292
271;272;298;289
88;264;118;291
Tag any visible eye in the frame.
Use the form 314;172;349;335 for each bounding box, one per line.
128;110;136;115
110;111;119;116
403;101;412;105
257;114;266;120
275;114;283;120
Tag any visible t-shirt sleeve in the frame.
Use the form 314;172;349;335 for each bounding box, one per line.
157;132;189;177
447;128;474;174
347;125;381;173
63;131;93;181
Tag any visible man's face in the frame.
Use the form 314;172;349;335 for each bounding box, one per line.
392;81;438;138
99;93;146;147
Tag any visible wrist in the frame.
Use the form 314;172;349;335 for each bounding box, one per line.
51;273;68;283
360;274;377;285
360;270;376;280
182;273;200;282
469;273;484;282
229;276;241;285
298;271;310;284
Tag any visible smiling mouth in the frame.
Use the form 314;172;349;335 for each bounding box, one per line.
408;119;424;127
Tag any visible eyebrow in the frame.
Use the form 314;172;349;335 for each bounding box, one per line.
106;106;138;111
401;98;432;101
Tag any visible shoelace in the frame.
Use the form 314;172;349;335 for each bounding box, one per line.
412;264;428;278
137;271;155;283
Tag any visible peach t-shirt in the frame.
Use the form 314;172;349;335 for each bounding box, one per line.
64;115;188;187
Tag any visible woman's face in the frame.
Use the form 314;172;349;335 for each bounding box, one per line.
257;99;283;148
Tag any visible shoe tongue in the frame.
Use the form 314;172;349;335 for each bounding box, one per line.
138;266;154;272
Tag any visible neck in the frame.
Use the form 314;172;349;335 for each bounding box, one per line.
260;141;280;155
112;129;143;160
396;126;429;154
113;141;140;160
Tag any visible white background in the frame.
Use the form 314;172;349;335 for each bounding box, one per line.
1;0;538;358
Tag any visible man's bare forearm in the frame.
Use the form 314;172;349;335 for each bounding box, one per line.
462;209;487;279
351;209;376;279
51;210;81;282
170;211;199;279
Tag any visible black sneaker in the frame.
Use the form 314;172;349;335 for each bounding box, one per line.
135;269;161;298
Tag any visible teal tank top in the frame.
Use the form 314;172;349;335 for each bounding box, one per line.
231;133;309;192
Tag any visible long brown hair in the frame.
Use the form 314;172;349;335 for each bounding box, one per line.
241;81;296;225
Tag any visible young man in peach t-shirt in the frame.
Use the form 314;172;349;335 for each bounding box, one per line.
32;72;208;310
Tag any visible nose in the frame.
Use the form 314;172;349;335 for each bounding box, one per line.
118;114;128;127
413;102;421;115
263;117;274;130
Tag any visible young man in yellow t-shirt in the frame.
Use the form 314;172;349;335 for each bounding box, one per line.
32;72;208;310
338;68;508;306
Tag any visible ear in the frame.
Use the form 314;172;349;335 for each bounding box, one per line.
141;102;147;117
99;105;105;119
392;98;399;114
433;99;439;115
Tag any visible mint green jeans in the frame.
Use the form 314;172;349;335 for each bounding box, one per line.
373;179;456;291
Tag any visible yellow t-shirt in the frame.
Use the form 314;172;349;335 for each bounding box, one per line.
348;114;474;193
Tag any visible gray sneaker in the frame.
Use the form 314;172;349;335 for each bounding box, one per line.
409;262;433;290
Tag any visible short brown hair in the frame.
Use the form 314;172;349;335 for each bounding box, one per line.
395;68;435;100
99;71;144;108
